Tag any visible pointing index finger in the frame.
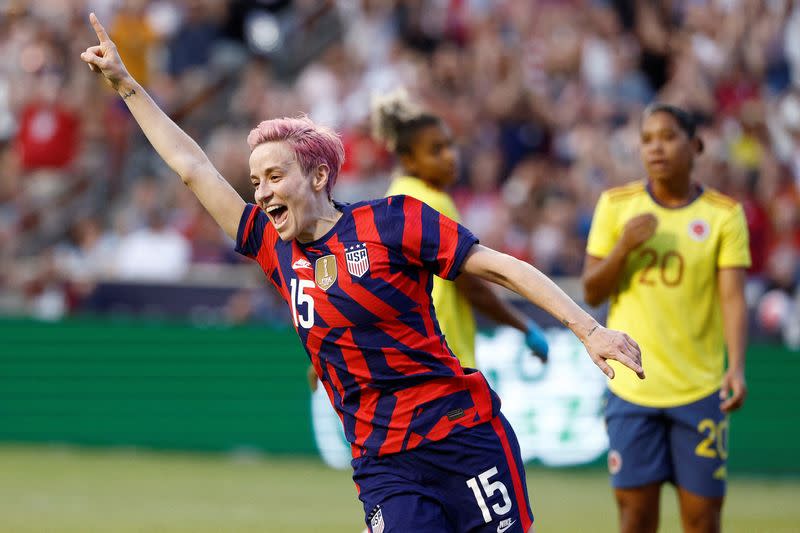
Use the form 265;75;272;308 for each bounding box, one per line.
89;12;110;43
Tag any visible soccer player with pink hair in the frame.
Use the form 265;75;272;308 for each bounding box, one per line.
82;13;643;532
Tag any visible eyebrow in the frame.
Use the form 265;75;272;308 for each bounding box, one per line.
641;126;679;135
251;161;293;179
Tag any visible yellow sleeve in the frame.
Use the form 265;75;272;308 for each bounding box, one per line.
717;204;752;268
386;177;460;221
586;192;618;259
426;194;459;221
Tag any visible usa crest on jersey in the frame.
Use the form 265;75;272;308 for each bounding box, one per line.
345;243;370;277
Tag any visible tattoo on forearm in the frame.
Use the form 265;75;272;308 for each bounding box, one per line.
587;325;599;337
121;88;136;100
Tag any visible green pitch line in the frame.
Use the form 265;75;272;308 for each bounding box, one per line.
0;445;798;533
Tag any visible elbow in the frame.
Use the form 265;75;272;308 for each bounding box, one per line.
488;253;518;288
179;159;208;187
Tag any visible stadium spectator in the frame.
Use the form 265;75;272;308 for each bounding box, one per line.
14;68;80;172
113;207;191;282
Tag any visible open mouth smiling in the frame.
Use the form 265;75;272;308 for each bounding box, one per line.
265;204;289;227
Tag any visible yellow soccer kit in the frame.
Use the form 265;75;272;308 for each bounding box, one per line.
386;176;478;368
586;181;751;408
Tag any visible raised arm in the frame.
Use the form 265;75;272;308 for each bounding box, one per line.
80;13;245;240
461;244;644;380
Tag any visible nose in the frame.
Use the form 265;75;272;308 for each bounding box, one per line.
644;140;663;157
442;144;457;166
254;181;272;206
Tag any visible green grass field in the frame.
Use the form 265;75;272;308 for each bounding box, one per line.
0;445;797;533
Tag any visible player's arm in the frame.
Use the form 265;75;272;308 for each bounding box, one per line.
582;213;657;306
461;244;644;380
718;267;748;413
80;13;244;240
454;274;549;360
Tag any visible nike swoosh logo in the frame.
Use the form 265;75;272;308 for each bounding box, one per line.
497;519;516;533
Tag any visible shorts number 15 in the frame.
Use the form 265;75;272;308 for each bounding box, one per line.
466;466;512;523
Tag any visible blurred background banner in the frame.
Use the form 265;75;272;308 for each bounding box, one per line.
2;315;797;475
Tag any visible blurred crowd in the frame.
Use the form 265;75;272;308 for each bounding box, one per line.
0;0;798;339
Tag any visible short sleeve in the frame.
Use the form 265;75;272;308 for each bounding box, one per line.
717;204;752;269
586;192;618;259
384;195;478;280
235;203;277;272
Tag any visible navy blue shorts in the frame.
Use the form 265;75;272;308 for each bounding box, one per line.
605;390;728;498
353;413;533;532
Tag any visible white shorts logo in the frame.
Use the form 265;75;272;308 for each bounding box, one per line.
369;506;384;533
497;517;517;532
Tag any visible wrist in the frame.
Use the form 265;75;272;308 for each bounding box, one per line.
116;77;138;98
565;315;600;344
727;365;746;376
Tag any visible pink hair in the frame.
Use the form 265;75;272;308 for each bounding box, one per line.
247;116;345;197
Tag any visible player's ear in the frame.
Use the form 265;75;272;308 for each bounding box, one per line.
311;163;330;193
693;136;704;155
399;152;417;176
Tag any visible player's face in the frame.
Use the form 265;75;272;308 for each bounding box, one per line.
249;141;317;242
404;124;458;189
639;112;695;184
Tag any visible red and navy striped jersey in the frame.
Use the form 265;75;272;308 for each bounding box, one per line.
235;195;501;457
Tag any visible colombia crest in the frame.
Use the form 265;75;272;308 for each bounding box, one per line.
688;219;710;241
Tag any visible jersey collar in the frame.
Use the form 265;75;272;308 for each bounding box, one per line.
645;181;704;209
295;200;350;249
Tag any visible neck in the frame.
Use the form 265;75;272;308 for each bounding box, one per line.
649;177;695;208
297;199;341;243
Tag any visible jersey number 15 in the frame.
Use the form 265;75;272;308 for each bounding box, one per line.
290;278;315;328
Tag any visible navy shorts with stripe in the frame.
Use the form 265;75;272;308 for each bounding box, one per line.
353;412;533;532
605;389;728;498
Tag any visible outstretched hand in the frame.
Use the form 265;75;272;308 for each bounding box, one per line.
583;325;644;380
80;13;131;91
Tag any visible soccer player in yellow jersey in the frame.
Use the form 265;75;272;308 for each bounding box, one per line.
372;89;549;369
583;104;750;533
